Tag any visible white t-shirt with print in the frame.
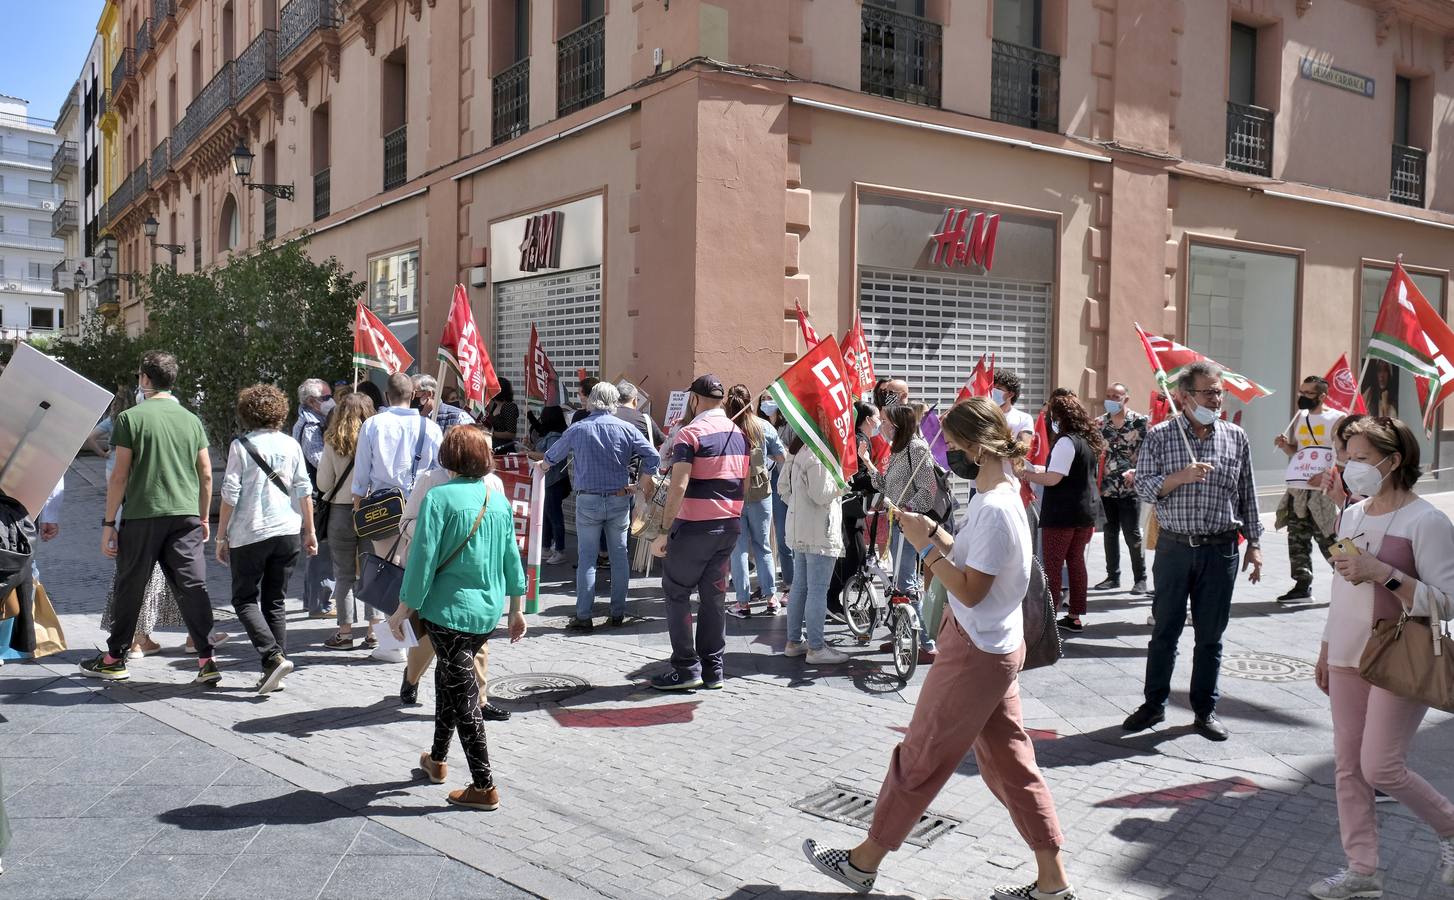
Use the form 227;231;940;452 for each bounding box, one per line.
948;483;1032;655
1289;408;1344;449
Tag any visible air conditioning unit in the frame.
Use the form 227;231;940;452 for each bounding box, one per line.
39;200;55;210
3;283;19;291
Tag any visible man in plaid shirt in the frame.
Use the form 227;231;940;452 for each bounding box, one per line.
1124;361;1263;743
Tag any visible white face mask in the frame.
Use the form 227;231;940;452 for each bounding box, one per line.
1049;421;1060;435
320;398;336;416
1189;402;1218;426
991;388;1006;407
1343;457;1390;497
135;387;148;405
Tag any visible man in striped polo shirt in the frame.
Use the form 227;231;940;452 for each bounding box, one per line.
649;374;749;691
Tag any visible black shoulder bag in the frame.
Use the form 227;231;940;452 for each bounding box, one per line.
354;419;430;539
313;456;354;541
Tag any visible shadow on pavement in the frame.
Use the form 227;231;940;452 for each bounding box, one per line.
231;697;431;737
159;778;434;826
724;888;917;899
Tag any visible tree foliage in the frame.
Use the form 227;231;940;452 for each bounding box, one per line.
47;312;148;395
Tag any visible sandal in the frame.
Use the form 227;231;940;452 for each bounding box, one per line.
323;632;356;650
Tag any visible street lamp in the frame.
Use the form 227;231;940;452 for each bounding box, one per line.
97;248;112;277
231;141;294;200
143;215;186;266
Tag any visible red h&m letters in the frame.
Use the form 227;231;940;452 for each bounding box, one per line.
929;208;999;271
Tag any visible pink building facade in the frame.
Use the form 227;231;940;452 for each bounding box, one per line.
98;0;1454;480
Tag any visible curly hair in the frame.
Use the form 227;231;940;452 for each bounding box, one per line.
1046;388;1105;456
236;384;289;432
325;392;375;457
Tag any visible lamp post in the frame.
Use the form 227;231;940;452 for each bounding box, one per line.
231;141;294;200
143;215;186;268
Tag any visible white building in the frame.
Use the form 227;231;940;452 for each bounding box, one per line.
0;94;64;338
54;38;106;338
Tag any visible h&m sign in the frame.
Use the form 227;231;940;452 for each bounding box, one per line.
519;210;564;273
929;208;1000;271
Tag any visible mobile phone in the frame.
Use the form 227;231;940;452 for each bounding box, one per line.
1330;538;1362;559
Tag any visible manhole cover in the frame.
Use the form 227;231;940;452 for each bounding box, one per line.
1221;652;1315;682
793;783;961;848
488;673;593;703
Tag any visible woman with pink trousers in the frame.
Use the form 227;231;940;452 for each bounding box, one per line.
1310;416;1454;900
801;397;1075;900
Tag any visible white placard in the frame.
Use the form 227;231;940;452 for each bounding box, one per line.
663;390;690;430
1285;445;1337;489
375;617;418;651
0;343;113;518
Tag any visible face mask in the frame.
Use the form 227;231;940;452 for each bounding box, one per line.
320;398;336;416
946;449;980;480
1190;402;1218;427
1104;399;1123;415
990;389;1006;407
135;387;147;405
1343;458;1389;497
1049;421;1061;435
1297;396;1318;411
881;423;895;443
761;401;778;417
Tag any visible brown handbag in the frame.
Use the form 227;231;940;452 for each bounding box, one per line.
0;588;18;621
1358;613;1454;714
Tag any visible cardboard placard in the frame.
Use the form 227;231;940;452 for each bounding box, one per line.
663;390;690;430
1285;445;1336;489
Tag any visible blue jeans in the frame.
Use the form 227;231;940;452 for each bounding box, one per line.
891;524;935;650
788;551;836;650
1144;536;1238;717
730;498;776;604
574;492;632;619
543;481;569;552
771;468;794;588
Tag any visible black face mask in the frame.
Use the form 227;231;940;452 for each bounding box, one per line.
946;449;980;480
1297;396;1318;411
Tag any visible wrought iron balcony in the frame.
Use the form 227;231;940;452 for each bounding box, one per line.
151;137;171;183
57;85;78;126
1225;101;1274;176
313;168;330;221
154;0;176;26
991;40;1059;132
51;201;78;238
111;48;136;98
191;61;236;137
98;89;109;119
263;195;277;241
280;0;340;62
137;18;152;58
383;125;407;191
492;57;530;145
51;140;78;180
52;260;72;293
557;17;605;117
173;110;196;155
1390;143;1426;208
237;29;279;98
861;4;942;108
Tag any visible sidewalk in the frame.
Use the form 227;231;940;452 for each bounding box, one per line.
3;455;1453;899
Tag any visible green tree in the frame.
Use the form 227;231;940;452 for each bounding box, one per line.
47;311;149;396
143;239;363;446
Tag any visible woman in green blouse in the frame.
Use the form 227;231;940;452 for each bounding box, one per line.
387;427;527;811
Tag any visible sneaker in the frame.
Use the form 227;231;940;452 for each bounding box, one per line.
992;883;1078;900
1278;584;1313;603
1091;577;1119;591
806;646;849;665
361;635;380;650
399;672;420;705
419;752;448;784
544;550;567;565
784;641;808;658
608;615;625;627
765;594;785;614
256;653;293;695
322;633;356;650
564;617;594;633
701;674;724;690
481;703;511;722
802;839;875;894
1439;835;1454;886
1056;615;1084;633
128;637;162;658
1308;869;1383;899
447;784;500;811
1131;579;1147;595
195;660;222;686
1122;705;1165;732
79;653;129;681
307;607;337;619
727;603;753;619
650;670;704;691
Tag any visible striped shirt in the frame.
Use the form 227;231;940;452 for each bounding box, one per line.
671;408;748;529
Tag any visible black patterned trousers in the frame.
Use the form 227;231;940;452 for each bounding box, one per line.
421;619;493;790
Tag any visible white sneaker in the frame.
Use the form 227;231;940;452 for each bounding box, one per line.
784;641;808;658
1439;835;1454;886
1308;869;1383;899
802;839;875;894
992;883;1078;900
806;646;849;665
545;550;566;565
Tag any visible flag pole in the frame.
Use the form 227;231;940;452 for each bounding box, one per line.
353;367;359;390
1161;380;1199;464
432;360;447;423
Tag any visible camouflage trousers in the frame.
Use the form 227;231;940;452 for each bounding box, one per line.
1286;504;1336;588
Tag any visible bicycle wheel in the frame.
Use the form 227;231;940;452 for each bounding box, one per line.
844;573;879;641
891;605;919;682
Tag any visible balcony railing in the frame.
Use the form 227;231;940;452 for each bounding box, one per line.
57;85;78;125
263;195;277;242
861;4;942;108
492;57;530;145
153;0;176;26
193;239;202;272
191;61;236;137
1390;143;1427;208
557;17;605;117
383;125;407;190
52;260;72;293
173;110;197;155
236;29;279;98
111;48;136;98
280;0;340;62
1225;101;1274;176
51;201;78;237
990;40;1059;132
150;137;171;183
98;89;109;119
136;18;152;58
51;140;78;180
0;192;53;210
0;234;64;252
313;168;330;221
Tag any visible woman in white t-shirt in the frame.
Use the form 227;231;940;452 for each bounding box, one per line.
803;397;1076;900
1309;416;1454;900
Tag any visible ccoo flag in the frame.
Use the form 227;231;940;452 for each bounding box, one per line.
841;312;876;402
438;284;501;416
1322;353;1367;416
795;301;821;350
524;324;566;409
353;303;414;375
768;335;859;490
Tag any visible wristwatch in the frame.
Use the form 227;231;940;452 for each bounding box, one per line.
102;519;116;528
1383;570;1404;592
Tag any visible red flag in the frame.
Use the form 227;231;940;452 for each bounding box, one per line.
1322;353;1367;415
1149;390;1171;426
438;284;501;415
840;313;876;402
1134;322;1273;403
352;303;413;375
1019;410;1050;507
957;353;996;401
795;301;821;350
767;335;858;488
525;325;565;408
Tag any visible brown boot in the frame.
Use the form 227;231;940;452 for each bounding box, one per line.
419;752;447;785
447;784;500;810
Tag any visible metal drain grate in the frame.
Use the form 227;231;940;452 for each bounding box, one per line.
488;673;593;703
793;783;961;848
1221;651;1315;682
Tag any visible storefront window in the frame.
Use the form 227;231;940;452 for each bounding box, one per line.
1360;265;1446;478
368;248;419;319
492;267;602;432
1185;244;1297;486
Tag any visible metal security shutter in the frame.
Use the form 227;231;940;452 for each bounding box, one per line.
492;266;603;435
859;266;1053;505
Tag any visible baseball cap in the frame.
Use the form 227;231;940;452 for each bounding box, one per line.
689;374;725;398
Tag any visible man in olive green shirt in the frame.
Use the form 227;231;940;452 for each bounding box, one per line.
81;351;221;684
